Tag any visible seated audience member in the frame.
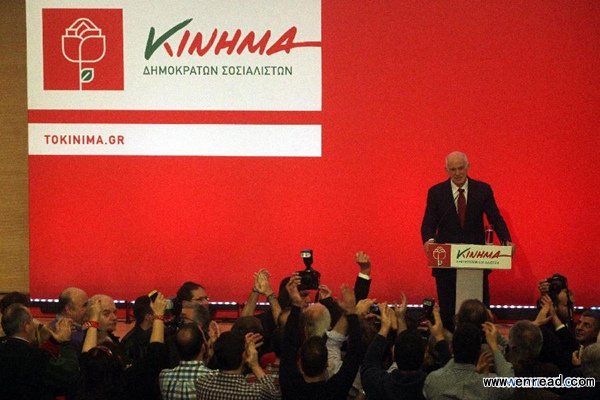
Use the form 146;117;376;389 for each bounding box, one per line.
455;298;508;353
508;320;561;400
0;303;79;400
509;320;560;377
279;275;367;400
52;287;88;351
180;300;211;328
575;311;600;348
232;316;265;338
0;291;31;339
79;292;169;400
85;294;119;346
195;330;279;400
167;300;215;367
534;293;579;374
423;322;515;400
302;303;332;339
361;300;446;400
561;342;600;399
76;345;127;400
177;281;210;310
159;323;213;400
384;293;451;374
121;294;155;362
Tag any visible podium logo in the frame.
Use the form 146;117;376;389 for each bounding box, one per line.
42;9;123;90
433;246;447;267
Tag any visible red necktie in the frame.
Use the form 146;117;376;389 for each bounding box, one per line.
457;188;466;228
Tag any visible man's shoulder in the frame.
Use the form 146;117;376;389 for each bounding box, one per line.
160;361;210;378
0;337;33;352
467;178;492;191
428;179;450;193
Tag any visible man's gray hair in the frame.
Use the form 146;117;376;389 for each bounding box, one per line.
1;303;32;337
581;342;600;380
509;320;544;363
445;151;469;168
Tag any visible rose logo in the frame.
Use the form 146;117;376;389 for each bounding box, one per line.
432;246;447;266
62;18;106;90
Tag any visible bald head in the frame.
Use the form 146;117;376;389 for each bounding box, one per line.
445;151;468;167
59;287;88;324
303;303;331;337
445;151;470;187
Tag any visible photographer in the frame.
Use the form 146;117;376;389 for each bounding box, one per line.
279;275;368;400
424;322;515;400
534;274;579;374
361;298;450;400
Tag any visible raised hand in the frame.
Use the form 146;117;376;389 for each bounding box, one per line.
355;251;371;275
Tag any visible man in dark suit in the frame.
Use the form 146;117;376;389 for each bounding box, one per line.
0;303;79;400
421;151;513;330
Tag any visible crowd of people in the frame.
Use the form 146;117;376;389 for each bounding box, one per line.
1;253;599;400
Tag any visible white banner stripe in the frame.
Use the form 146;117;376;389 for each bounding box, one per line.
28;124;321;157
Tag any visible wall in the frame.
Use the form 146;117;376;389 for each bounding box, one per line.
11;1;600;306
0;0;28;294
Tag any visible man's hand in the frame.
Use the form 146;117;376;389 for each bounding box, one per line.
355;251;371;276
482;321;499;352
423;239;435;255
244;332;265;377
538;279;550;296
536;294;563;329
255;268;274;296
572;347;583;367
394;292;408;333
476;351;494;374
378;302;393;337
426;304;445;342
51;317;73;343
533;296;552;327
286;274;304;307
88;298;102;322
318;284;332;300
150;291;168;316
356;298;374;319
338;284;357;315
208;320;220;346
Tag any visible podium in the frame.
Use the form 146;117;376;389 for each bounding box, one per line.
426;243;512;311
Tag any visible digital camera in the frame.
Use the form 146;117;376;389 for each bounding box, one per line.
297;249;321;291
422;298;435;324
547;274;568;305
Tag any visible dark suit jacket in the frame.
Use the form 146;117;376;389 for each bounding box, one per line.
0;337;79;400
421;178;511;276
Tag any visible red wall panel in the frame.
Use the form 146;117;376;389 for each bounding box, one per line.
29;1;600;306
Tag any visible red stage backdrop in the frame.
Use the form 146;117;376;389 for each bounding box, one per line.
27;1;600;306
